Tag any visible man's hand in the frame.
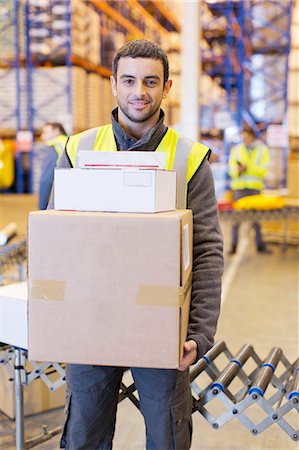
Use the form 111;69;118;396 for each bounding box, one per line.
178;340;197;371
237;162;247;175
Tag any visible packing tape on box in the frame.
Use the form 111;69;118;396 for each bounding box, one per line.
29;280;65;301
136;275;192;308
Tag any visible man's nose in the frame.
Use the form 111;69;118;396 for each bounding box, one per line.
134;81;146;96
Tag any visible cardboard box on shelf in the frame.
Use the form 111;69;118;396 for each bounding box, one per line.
54;167;176;213
32;67;87;131
28;209;193;368
287;160;299;198
87;74;104;128
103;78;115;123
0;354;65;419
0;369;65;419
288;103;299;137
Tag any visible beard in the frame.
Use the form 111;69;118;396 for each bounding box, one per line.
117;97;161;123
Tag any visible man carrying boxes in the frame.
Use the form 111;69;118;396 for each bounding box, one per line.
28;40;223;449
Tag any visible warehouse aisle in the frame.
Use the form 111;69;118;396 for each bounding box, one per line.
0;221;297;449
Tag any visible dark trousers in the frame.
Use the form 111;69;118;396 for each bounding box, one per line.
60;364;192;450
231;189;264;249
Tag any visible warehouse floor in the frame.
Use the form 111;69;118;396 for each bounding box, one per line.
0;195;298;450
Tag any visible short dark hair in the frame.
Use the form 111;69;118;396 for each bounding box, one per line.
242;125;255;136
112;40;169;85
45;122;67;136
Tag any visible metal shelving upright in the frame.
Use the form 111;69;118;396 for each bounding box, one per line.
0;0;27;192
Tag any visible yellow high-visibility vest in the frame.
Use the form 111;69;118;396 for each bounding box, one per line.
228;142;270;191
46;135;67;165
66;124;210;208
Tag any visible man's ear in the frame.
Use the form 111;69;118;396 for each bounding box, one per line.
163;79;172;98
110;75;117;97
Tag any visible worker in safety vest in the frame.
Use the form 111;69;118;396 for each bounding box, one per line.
228;126;271;254
39;122;67;209
48;40;223;450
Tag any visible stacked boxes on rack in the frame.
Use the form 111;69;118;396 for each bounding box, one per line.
0;0;26;61
32;66;88;132
87;75;116;128
0;67;116;134
161;33;181;125
71;0;101;66
87;74;104;128
86;6;101;66
0;69;28;131
103;78;117;123
288;1;299;138
28;0;101;66
28;152;193;369
87;75;113;127
71;0;89;60
29;0;68;61
265;148;284;189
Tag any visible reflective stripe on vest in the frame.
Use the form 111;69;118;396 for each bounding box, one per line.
46;135;67;164
67;124;210;208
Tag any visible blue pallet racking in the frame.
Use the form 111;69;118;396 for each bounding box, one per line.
202;0;292;189
0;0;26;193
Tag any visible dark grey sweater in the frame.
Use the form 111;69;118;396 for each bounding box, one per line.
49;109;223;360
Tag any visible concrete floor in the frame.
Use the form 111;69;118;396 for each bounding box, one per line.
0;195;298;449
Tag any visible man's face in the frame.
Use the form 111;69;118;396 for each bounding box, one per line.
41;125;57;142
111;57;171;125
242;130;255;146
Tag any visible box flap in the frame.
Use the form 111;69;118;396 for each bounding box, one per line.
77;151;166;169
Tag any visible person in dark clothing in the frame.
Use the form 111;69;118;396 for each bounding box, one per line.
48;40;223;450
38;122;67;209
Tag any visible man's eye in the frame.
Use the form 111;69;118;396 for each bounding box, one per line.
146;80;157;87
123;79;134;85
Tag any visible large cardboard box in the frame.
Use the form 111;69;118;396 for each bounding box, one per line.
28;209;193;368
54;168;176;213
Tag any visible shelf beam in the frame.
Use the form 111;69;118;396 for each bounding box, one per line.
128;0;168;37
152;1;181;32
90;0;144;38
71;55;112;77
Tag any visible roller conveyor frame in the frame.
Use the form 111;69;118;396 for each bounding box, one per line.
0;342;298;449
190;343;298;441
220;205;299;222
0;239;27;284
219;205;299;248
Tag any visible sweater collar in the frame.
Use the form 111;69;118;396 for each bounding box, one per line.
111;108;167;151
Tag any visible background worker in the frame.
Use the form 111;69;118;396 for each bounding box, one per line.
228;125;271;254
49;40;223;450
39;122;67;209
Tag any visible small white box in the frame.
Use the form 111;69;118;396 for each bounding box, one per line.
77;151;167;169
54;168;176;213
0;282;28;349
